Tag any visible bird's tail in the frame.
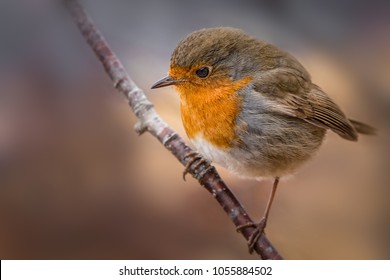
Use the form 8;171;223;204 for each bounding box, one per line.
349;119;376;135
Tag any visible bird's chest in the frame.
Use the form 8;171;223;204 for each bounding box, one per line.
180;89;241;149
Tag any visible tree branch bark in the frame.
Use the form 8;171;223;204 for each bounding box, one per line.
64;0;282;260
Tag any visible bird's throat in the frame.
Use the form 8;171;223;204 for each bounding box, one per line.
178;76;252;148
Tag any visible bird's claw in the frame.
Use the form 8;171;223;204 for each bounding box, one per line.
236;218;267;254
182;151;208;181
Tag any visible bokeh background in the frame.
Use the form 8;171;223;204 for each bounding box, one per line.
0;0;389;259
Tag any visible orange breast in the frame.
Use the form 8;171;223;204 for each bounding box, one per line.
176;77;252;148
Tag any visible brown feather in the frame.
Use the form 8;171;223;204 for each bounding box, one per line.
349;119;376;135
255;68;359;141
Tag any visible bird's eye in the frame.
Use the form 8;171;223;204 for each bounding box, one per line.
195;67;211;78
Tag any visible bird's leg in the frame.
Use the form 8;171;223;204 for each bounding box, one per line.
182;151;209;180
236;177;280;254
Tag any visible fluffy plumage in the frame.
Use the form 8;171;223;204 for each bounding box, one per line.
155;27;374;178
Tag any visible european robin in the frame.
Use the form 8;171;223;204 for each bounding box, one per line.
151;27;374;253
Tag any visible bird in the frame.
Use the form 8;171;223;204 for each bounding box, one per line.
151;27;374;253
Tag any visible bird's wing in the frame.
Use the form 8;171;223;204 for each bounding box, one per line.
253;68;358;141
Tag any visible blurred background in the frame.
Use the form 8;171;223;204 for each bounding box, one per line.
0;0;389;259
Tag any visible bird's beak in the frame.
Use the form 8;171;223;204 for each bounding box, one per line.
151;75;181;89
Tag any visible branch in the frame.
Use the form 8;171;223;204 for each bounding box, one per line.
64;0;282;260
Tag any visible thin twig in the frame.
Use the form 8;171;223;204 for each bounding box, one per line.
64;0;282;260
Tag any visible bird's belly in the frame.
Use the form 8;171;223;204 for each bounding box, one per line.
191;135;239;168
191;123;325;179
190;135;280;179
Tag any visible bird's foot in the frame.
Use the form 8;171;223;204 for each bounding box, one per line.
236;218;267;254
182;151;209;180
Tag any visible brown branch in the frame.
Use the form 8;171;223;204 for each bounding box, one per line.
63;0;282;260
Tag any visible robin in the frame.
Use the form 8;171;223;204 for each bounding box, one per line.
151;27;374;253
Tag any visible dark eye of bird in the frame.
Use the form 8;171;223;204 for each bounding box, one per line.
195;67;210;78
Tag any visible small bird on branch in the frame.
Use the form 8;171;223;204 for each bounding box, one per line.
152;27;375;253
